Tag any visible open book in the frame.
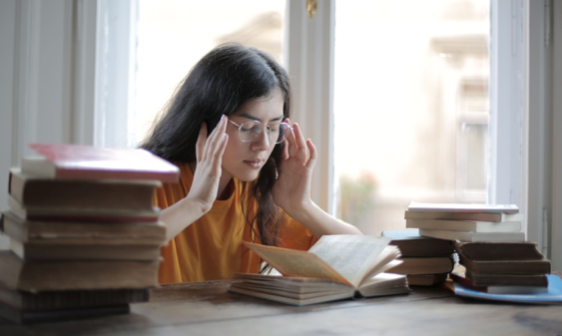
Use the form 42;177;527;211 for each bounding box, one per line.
228;235;410;306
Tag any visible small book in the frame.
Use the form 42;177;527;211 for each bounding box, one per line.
0;301;130;324
419;228;526;242
1;211;166;246
453;240;545;260
456;246;551;275
406;218;521;233
406;274;448;286
228;235;410;305
9;168;160;211
0;281;149;311
448;274;562;304
0;251;160;291
408;202;519;214
7;196;160;223
381;229;455;257
449;272;548;294
386;256;455;275
464;269;548;287
405;210;523;222
22;143;179;182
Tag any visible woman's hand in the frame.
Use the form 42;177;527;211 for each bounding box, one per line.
187;116;229;213
272;121;362;237
272;121;317;216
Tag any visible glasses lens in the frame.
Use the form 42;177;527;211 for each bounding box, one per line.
275;123;292;143
236;120;292;144
238;121;262;142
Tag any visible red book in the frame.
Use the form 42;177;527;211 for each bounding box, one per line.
22;144;179;182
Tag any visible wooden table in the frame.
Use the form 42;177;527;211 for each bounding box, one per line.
1;274;562;336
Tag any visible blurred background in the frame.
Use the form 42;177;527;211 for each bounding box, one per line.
133;0;490;236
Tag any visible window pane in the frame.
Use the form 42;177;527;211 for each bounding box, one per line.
334;0;490;235
133;0;286;147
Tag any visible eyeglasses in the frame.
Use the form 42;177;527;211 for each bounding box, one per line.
229;119;293;144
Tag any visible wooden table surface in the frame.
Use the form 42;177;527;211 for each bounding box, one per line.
1;273;562;336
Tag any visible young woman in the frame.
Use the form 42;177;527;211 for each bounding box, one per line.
142;43;361;284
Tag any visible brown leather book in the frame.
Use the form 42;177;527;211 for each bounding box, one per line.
453;240;545;261
0;251;160;292
457;247;551;275
465;269;548;287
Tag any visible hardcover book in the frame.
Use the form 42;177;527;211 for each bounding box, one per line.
464;269;548;287
0;251;160;291
228;235;410;305
449;272;548;294
408;202;519;214
456;247;551;275
386;256;455;275
453;240;545;261
0;301;130;324
22;143;179;182
9;168;160;211
406;274;448;286
404;210;523;223
381;229;454;257
1;211;166;246
406;218;521;233
9;239;162;261
7;196;160;223
0;282;149;311
419;228;525;242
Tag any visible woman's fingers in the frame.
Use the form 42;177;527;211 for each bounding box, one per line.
292;123;308;163
305;139;317;169
203;116;227;161
212;134;228;172
196;122;208;162
282;138;290;160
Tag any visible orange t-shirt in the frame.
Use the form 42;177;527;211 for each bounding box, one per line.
155;163;318;284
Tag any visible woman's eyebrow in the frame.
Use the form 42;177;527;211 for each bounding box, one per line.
237;113;284;122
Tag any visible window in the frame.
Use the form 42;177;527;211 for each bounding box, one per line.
132;0;286;147
333;0;490;235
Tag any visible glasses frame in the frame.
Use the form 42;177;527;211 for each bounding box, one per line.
228;119;293;144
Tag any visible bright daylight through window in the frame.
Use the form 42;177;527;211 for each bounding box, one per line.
334;0;490;235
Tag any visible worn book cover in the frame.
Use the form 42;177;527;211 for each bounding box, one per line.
453;240;545;261
23;143;179;182
456;245;550;275
406;218;521;233
1;211;166;246
9;168;160;211
0;251;160;291
381;229;455;257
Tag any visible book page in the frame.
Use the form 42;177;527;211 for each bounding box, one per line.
307;235;391;288
244;242;351;285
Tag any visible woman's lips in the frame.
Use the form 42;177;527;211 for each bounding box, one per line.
244;160;264;168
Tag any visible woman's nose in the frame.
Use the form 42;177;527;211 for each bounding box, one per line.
251;127;270;150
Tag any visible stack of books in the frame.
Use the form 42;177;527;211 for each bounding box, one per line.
0;144;178;324
404;202;554;295
450;241;551;294
381;229;455;286
405;202;525;243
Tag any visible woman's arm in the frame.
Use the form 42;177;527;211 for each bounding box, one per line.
161;116;229;242
272;122;362;237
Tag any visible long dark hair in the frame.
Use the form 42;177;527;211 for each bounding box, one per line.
141;43;290;246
